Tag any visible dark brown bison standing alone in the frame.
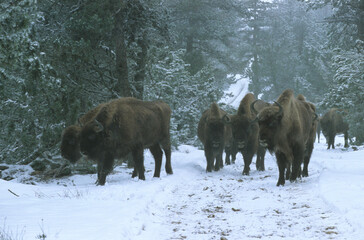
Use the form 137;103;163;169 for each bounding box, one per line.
297;94;318;177
61;103;106;163
79;98;173;185
254;89;312;186
230;93;266;175
198;103;231;172
320;108;349;149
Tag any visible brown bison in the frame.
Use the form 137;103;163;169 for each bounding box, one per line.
320;108;349;149
198;103;231;172
61;103;106;163
297;94;318;177
79;98;173;185
230;93;266;175
254;89;312;186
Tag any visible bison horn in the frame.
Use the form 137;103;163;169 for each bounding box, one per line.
313;112;318;121
222;114;231;124
274;101;283;116
250;117;259;125
77;113;85;126
94;119;104;133
250;100;259;115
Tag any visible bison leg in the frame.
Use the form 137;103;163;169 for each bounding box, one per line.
150;144;163;178
256;146;266;171
215;151;223;171
161;140;173;175
132;145;145;180
242;151;253;175
231;143;237;164
225;146;231;165
328;133;335;149
290;145;304;182
344;131;349;148
204;150;213;172
276;151;286;186
285;162;291;180
303;142;314;177
96;153;114;186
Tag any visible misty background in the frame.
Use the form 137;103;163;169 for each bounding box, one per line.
0;0;363;171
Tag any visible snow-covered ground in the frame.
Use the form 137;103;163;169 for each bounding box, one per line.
1;135;364;240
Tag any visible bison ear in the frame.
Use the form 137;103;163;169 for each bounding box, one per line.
222;114;231;124
93;119;104;133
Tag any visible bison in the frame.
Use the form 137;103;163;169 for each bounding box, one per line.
320;108;349;149
61;103;106;163
198;103;231;172
297;94;318;177
254;89;312;186
79;97;173;185
230;93;266;175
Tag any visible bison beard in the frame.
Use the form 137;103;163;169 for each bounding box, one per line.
79;98;173;185
320;108;349;149
198;103;231;172
255;89;312;186
230;93;266;175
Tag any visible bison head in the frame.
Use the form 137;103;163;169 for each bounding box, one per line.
255;102;283;152
231;115;257;150
206;114;230;150
61;125;82;163
79;119;105;159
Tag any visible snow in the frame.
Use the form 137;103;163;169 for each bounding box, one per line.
1;135;364;240
220;74;250;108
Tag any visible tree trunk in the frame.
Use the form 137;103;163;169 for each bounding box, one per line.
358;0;364;41
251;0;259;95
134;33;148;99
114;6;131;97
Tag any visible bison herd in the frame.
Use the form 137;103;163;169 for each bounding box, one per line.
61;89;349;186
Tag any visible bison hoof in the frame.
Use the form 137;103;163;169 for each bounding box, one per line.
96;181;105;186
242;171;249;176
276;179;285;186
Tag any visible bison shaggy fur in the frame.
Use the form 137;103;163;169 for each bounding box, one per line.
256;89;312;186
198;103;231;172
320;108;349;149
79;98;173;185
230;93;266;175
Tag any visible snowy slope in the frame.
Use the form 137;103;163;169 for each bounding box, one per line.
219;75;250;108
1;135;364;240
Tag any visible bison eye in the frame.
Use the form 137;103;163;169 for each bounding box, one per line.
88;134;96;141
269;121;277;128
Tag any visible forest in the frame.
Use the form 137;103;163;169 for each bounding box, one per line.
0;0;363;173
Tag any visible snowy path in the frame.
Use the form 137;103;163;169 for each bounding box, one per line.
155;145;357;240
1;136;363;240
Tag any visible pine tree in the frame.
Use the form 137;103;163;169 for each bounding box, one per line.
144;48;222;146
322;41;364;143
